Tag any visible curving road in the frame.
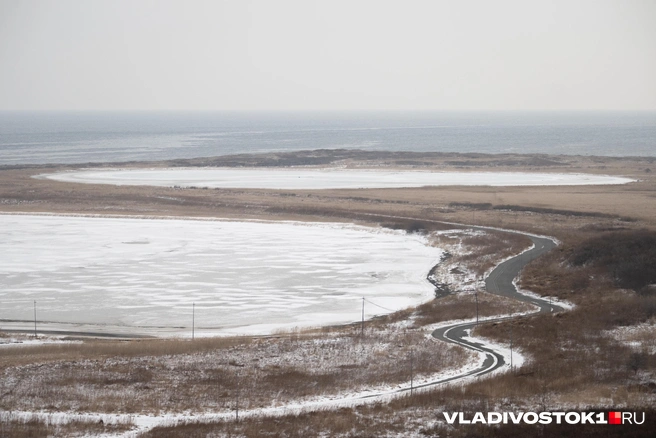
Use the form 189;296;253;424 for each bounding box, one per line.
427;232;561;383
352;228;562;399
297;214;564;402
265;223;564;409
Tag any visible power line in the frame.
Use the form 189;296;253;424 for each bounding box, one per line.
363;298;396;312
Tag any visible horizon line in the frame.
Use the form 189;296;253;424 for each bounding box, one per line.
1;108;655;113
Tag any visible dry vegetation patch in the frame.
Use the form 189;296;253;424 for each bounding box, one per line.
429;227;531;279
414;293;535;327
463;229;656;409
136;404;656;438
606;323;656;355
0;327;473;414
0;412;134;438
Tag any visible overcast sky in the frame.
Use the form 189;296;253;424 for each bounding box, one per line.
1;0;655;111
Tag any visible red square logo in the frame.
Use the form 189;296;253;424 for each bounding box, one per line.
609;412;622;425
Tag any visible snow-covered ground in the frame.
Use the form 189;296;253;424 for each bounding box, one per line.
0;317;526;438
512;279;576;311
0;333;82;348
0;215;442;336
39;168;635;189
605;322;656;354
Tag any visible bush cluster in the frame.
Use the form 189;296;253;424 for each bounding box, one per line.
569;230;656;292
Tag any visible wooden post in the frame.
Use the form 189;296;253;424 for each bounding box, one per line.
235;371;240;422
510;324;513;370
410;349;414;395
361;297;364;338
475;291;479;325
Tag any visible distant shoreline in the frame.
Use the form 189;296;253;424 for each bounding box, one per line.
2;110;655;165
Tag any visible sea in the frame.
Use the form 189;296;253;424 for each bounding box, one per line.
1;111;655;166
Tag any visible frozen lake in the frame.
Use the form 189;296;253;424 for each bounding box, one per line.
0;215;442;336
40;168;635;189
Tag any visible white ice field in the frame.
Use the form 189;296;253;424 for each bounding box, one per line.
40;168;635;189
0;215;442;337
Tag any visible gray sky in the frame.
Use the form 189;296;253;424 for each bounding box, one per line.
1;0;655;111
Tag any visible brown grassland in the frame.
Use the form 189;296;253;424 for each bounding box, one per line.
1;150;655;436
0;412;134;438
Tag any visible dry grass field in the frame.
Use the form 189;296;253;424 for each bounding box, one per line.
1;150;655;436
1;150;655;229
0;412;134;438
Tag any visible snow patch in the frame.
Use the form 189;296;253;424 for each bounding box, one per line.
39;168;635;190
512;279;576;311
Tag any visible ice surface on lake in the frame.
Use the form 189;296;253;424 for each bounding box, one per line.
0;215;442;335
41;168;635;189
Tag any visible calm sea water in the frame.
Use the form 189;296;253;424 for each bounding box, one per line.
1;111;655;165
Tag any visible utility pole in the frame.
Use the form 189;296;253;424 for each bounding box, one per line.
549;295;552;312
33;300;37;338
235;371;240;422
509;324;513;371
475;290;479;325
410;349;414;396
361;297;365;338
192;302;195;340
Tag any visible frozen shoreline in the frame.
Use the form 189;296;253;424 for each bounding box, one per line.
39;168;636;189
